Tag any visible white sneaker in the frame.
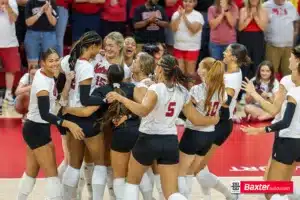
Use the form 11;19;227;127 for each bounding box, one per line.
4;94;14;106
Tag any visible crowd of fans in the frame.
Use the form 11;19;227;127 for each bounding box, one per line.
0;0;299;121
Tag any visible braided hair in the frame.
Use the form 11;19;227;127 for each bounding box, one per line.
102;64;131;126
157;55;190;88
68;31;102;71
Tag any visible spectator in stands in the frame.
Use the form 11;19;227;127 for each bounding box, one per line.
171;0;204;87
124;37;137;68
133;0;169;52
164;0;182;53
263;0;298;79
0;0;20;105
15;64;39;96
101;0;127;37
56;0;70;56
195;0;214;62
244;61;279;121
208;0;239;60
71;0;105;43
238;0;268;79
24;0;58;69
128;0;145;32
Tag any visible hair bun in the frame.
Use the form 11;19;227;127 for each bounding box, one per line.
113;83;120;88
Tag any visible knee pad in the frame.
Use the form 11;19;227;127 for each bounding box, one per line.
46;177;62;198
196;169;218;188
140;173;154;192
18;173;36;195
92;165;107;185
178;176;187;195
168;193;187;200
62;165;80;187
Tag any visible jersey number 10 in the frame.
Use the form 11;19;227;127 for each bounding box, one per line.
166;102;176;117
206;102;219;116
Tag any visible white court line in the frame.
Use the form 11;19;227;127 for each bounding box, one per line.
1;176;299;200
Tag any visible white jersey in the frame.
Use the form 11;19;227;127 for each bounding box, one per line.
272;75;295;124
132;77;152;88
224;70;242;119
60;55;94;107
277;86;300;139
27;69;57;123
185;83;226;132
91;54;131;90
90;54;110;90
139;83;190;135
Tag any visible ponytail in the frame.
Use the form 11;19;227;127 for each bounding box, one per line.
204;61;225;112
158;55;190;88
68;31;102;71
102;64;130;126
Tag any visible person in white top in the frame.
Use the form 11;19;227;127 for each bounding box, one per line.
15;65;39;96
242;45;300;196
171;0;204;87
187;44;250;200
244;61;280;122
0;0;21;105
58;31;109;200
124;36;137;69
103;32;131;82
241;68;300;200
17;48;84;200
178;59;227;199
106;55;219;200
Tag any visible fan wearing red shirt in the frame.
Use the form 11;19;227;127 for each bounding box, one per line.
71;0;105;42
100;0;127;38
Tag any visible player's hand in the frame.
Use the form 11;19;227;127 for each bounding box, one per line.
66;71;75;83
112;115;128;127
106;92;123;103
242;78;256;96
67;121;85;140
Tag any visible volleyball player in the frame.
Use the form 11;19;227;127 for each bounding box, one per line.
242;45;300;199
58;31;110;200
186;44;251;200
241;67;300;200
178;58;226;198
17;49;84;200
106;55;219;200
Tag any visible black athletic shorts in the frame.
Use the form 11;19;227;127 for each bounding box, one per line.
213;119;233;146
111;119;140;153
179;128;215;156
64;114;98;138
272;136;300;165
132;133;179;166
23;120;52;150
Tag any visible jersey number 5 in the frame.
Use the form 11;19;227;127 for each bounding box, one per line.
166;102;176;117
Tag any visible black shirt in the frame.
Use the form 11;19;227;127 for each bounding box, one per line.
133;4;168;44
25;0;58;31
92;82;136;120
195;0;214;12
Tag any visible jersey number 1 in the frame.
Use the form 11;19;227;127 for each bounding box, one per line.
166;102;176;117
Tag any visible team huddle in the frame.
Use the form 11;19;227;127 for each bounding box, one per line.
16;30;300;200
